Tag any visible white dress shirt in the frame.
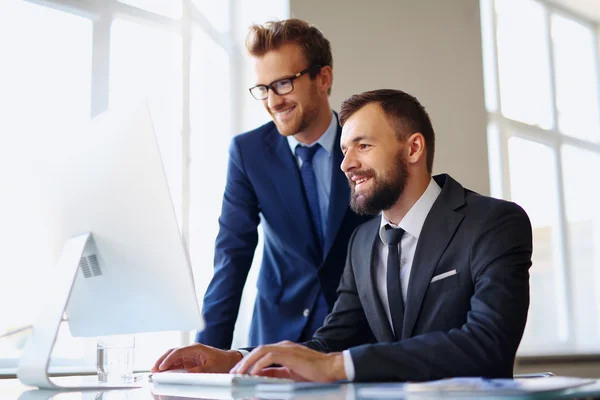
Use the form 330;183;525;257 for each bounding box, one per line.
342;178;442;380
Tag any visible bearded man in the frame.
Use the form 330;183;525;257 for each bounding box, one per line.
154;89;533;383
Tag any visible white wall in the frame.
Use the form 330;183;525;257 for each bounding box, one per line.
290;0;490;195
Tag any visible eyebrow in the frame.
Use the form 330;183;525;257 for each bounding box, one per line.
255;73;297;87
341;135;373;150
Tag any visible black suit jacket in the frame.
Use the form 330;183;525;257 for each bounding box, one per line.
304;174;532;382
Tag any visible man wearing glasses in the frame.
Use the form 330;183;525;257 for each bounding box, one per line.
195;19;369;349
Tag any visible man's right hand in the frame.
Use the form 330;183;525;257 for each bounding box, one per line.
151;343;243;373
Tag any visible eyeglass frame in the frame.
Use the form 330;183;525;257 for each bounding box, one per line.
248;65;323;100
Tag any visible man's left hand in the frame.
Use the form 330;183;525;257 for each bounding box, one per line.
229;341;347;382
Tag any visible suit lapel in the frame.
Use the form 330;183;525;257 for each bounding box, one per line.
323;124;350;258
265;128;321;264
356;219;396;343
402;175;465;339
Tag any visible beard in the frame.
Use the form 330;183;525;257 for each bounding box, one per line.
349;150;409;216
271;84;320;136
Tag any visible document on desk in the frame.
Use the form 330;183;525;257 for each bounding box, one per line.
357;376;596;398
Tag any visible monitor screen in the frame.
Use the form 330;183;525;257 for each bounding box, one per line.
34;101;204;337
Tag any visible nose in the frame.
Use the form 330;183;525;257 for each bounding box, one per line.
267;89;284;110
340;149;358;173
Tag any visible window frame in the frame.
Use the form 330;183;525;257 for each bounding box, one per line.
481;0;600;355
0;0;253;374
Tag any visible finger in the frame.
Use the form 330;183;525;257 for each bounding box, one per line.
246;349;322;382
232;344;282;374
247;353;284;377
261;367;309;382
151;348;176;372
151;349;173;372
255;367;286;378
231;342;304;375
255;367;296;380
158;348;188;371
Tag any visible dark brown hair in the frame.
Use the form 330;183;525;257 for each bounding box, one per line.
339;89;435;172
245;19;333;94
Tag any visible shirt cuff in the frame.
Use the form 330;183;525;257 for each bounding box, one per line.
342;350;355;381
237;349;250;357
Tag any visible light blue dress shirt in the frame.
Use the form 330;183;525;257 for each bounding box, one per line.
287;112;338;238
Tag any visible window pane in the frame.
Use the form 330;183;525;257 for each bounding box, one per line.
189;27;231;299
118;0;182;19
562;145;600;351
552;15;600;143
507;137;566;352
234;0;289;48
110;18;183;369
495;0;553;128
110;18;183;228
235;1;288;131
0;0;92;359
192;0;229;32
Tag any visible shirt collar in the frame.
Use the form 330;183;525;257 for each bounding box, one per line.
379;178;442;244
287;111;337;156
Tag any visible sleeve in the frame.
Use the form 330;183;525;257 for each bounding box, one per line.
348;201;533;382
195;137;260;349
342;350;356;381
303;227;377;353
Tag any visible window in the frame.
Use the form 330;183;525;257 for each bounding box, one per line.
481;0;600;355
0;0;287;373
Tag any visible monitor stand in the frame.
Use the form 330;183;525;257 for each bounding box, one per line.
17;232;141;390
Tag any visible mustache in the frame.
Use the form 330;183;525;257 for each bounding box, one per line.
269;102;295;112
347;170;375;185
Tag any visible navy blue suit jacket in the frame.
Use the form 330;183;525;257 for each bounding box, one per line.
196;118;369;349
304;174;533;381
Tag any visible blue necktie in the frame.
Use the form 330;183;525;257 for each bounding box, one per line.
385;225;405;340
295;144;324;250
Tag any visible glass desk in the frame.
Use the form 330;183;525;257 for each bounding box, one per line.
2;376;600;400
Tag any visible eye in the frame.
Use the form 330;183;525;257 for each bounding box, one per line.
253;86;267;96
358;143;371;150
275;79;293;91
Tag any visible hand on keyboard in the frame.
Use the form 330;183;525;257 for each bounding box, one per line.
151;343;243;374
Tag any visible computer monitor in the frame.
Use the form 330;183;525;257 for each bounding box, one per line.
17;101;203;390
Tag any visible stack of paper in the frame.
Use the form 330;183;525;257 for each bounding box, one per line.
358;376;596;398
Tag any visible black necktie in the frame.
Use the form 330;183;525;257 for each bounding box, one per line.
295;144;324;250
385;225;405;340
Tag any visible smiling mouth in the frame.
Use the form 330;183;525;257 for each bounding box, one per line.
274;106;295;118
354;177;371;188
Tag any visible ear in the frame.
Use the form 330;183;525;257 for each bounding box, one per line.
405;132;426;166
317;65;333;94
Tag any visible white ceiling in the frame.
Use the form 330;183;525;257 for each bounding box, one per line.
545;0;600;23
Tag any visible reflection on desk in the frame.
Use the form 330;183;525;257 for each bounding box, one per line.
151;382;345;400
2;376;600;400
1;378;356;400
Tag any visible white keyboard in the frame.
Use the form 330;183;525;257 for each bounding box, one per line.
150;371;295;387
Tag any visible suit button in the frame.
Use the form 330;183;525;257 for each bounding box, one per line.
303;308;310;318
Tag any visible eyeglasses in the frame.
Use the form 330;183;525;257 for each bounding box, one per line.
249;65;322;100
